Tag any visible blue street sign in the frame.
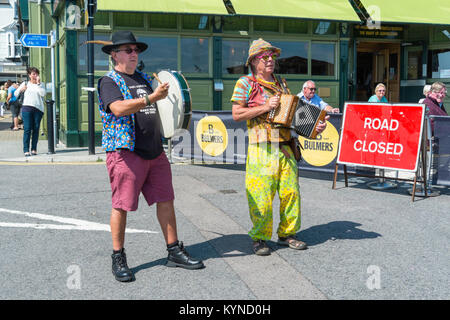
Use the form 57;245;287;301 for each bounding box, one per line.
20;33;49;48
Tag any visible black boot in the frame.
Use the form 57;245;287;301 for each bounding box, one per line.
111;248;134;282
166;241;204;270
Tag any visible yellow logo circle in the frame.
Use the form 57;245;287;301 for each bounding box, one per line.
298;121;339;166
196;116;229;157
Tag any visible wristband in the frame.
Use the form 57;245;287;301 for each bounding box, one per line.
144;94;150;106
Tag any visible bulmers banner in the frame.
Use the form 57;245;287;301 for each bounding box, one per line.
171;111;343;172
171;110;450;185
431;116;450;186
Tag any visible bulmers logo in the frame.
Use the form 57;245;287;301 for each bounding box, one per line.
298;121;339;166
195;116;229;157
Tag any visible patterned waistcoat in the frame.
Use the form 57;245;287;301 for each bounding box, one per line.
97;70;152;151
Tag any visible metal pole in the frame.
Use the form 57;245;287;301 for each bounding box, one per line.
87;0;95;155
50;30;57;148
46;100;55;154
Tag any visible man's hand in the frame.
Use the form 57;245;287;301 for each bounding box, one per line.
325;106;340;113
315;115;330;133
264;95;280;112
329;108;340;113
151;82;169;102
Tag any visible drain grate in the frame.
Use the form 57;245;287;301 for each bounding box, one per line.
219;189;237;194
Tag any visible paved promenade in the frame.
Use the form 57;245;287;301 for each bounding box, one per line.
0;111;449;302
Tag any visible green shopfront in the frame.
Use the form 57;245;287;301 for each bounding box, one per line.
25;0;450;147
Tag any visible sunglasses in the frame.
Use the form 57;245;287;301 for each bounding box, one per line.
256;52;278;62
114;47;141;54
307;87;316;91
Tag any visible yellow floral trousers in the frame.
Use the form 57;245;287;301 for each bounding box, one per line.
246;142;301;241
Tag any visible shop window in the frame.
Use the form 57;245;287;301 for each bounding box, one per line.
389;53;398;81
407;50;423;80
182;15;210;30
253;17;279;32
222;39;249;75
223;16;249;32
93;11;109;26
312;22;336;35
138;36;177;73
271;40;308;74
78;33;110;73
114;12;144;28
181;37;209;73
428;49;450;79
149;13;177;29
311;42;335;76
284;19;308;34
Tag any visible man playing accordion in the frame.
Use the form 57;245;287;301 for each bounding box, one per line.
231;39;328;255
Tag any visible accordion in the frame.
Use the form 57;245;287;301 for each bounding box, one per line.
266;94;299;126
291;98;327;139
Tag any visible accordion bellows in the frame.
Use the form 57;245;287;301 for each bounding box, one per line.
266;94;298;126
292;99;327;139
266;94;327;139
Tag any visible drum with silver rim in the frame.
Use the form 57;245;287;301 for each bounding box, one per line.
151;70;192;138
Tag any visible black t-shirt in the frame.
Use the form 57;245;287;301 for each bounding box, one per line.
98;70;163;160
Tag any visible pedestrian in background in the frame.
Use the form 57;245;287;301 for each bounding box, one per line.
368;83;388;103
423;81;448;134
15;67;46;156
0;85;6;118
297;80;340;113
5;80;20;130
419;84;431;104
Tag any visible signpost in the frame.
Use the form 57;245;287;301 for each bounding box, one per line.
20;33;50;48
20;32;57;151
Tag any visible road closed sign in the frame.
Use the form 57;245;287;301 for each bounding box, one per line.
337;103;425;172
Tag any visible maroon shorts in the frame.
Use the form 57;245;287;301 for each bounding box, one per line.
106;149;175;211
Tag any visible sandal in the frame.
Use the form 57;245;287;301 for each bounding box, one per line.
24;152;31;157
31;151;37;156
278;236;307;250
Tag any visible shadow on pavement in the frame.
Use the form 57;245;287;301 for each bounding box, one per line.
296;220;381;247
131;220;381;274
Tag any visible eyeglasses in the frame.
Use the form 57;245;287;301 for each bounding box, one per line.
433;89;447;96
377;89;386;92
114;47;141;54
256;52;278;62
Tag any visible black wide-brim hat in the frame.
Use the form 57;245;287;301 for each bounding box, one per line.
101;31;148;55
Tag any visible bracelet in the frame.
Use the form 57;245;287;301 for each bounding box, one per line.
144;94;150;106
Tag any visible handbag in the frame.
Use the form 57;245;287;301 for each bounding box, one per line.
17;82;26;106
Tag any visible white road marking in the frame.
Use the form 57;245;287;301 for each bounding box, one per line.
0;208;157;234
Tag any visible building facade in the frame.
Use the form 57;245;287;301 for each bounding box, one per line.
22;0;450;147
0;0;27;84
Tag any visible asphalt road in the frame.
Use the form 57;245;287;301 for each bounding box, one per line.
0;160;449;301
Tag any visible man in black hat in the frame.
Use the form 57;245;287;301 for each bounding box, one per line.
98;31;204;282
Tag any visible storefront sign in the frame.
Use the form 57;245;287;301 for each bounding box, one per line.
354;24;403;39
337;103;425;172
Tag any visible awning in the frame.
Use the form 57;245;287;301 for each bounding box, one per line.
230;0;361;22
360;0;450;25
96;0;229;15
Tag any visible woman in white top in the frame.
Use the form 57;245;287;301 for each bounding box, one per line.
15;67;46;156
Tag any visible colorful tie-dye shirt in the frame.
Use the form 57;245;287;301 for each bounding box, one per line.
231;74;291;144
